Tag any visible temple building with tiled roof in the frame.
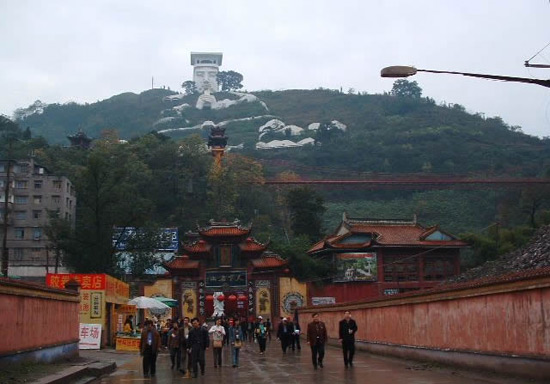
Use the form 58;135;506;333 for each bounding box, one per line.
307;212;469;298
165;219;289;320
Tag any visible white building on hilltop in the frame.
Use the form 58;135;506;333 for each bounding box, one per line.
191;52;223;93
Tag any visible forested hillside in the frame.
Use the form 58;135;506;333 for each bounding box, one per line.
6;85;550;274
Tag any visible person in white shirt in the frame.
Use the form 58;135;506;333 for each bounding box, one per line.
208;318;226;368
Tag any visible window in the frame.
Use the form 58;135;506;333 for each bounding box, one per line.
33;228;42;240
34;180;43;189
14;228;25;239
383;255;418;282
52;195;61;204
33;210;42;219
15;211;27;220
15;181;28;189
66;197;69;208
15;196;28;204
12;248;24;261
53;180;62;189
16;164;29;174
33;195;42;204
0;164;5;172
0;179;4;188
423;257;455;281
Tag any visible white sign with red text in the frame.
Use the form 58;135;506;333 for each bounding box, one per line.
79;323;102;349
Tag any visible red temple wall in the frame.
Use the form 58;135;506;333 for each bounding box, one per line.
0;278;80;358
300;270;550;358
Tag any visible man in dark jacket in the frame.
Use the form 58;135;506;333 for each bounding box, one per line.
188;317;209;377
139;320;161;377
276;317;294;354
306;312;327;370
338;310;358;368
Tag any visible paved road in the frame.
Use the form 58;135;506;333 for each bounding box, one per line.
92;340;534;384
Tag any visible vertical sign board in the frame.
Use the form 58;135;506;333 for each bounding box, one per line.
79;324;102;350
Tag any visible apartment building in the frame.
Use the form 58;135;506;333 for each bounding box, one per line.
0;158;76;281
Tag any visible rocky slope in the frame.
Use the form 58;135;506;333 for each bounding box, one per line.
448;225;550;283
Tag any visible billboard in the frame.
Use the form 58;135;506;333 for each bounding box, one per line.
334;252;377;282
113;227;179;251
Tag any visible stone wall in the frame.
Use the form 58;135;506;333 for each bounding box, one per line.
0;278;80;366
299;267;550;380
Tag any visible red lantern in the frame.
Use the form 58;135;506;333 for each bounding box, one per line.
284;268;290;274
205;295;214;301
217;294;225;302
237;295;247;302
228;294;237;301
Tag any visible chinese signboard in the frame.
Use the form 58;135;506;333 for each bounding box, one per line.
90;292;102;318
311;297;336;306
205;270;247;288
46;273;106;290
334;252;378;282
79;323;102;349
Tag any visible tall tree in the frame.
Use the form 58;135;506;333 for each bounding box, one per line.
391;79;422;98
216;71;244;91
62;137;156;276
285;187;326;242
181;80;198;96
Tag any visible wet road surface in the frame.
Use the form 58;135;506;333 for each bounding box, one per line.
93;339;534;384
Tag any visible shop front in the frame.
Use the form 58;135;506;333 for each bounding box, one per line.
46;273;131;348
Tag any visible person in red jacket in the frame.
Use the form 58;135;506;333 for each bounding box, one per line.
139;320;161;377
306;312;328;370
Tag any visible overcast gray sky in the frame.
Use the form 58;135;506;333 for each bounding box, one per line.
1;0;549;137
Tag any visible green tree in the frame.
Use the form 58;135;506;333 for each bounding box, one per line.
270;235;331;281
63;138;156;276
391;79;422;98
285;187;326;242
115;226;171;278
43;210;73;273
181;80;198;96
216;71;244;91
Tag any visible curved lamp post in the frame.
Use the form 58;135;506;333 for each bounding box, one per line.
381;66;550;88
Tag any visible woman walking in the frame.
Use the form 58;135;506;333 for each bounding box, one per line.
256;316;267;355
208;318;226;368
228;318;243;367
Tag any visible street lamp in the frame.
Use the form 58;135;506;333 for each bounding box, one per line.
381;66;550;88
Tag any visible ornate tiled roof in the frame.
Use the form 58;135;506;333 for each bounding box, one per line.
197;219;251;238
308;212;468;254
250;253;288;269
239;237;268;252
164;255;200;270
183;240;211;254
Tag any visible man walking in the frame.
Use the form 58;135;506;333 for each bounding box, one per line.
139;320;160;377
179;317;192;376
188;317;209;378
276;317;294;354
338;310;358;368
306;313;327;370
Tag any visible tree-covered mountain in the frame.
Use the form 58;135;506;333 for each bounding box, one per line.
5;84;550;274
15;87;550;177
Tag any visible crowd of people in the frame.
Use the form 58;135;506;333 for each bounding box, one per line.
138;310;358;378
